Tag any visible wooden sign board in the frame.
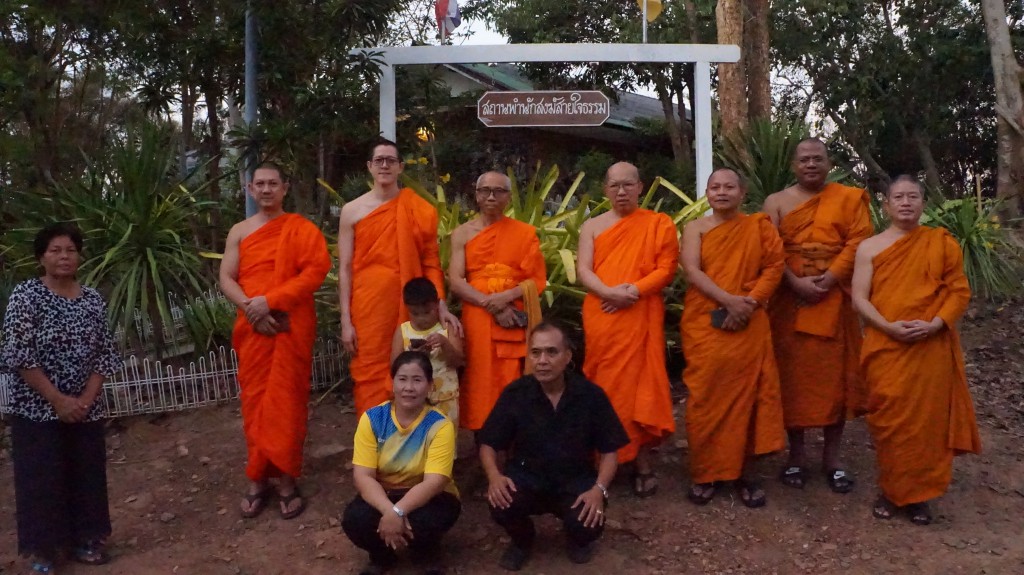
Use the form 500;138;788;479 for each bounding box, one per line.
477;90;611;128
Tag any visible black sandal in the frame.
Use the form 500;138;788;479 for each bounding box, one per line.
632;471;658;498
240;485;274;519
824;468;855;494
872;495;896;520
279;487;307;520
779;466;807;489
735;479;766;508
73;540;110;565
686;482;717;505
906;501;932;526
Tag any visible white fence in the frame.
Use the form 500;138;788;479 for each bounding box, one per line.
0;338;345;418
0;289;347;418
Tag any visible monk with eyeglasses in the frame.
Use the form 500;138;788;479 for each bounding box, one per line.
449;171;546;433
338;139;462;416
577;161;678;498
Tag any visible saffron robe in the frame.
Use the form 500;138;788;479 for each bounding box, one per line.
582;209;678;463
770;183;873;428
350;188;445;415
862;226;980;506
233;214;332;480
459;218;547;430
682;214;787;484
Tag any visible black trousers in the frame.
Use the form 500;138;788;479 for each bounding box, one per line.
10;416;111;558
342;489;461;564
489;476;604;549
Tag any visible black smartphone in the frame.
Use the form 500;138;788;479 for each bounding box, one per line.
710;308;728;330
408;338;428;351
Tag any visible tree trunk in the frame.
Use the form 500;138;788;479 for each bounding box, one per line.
180;84;194;180
981;0;1024;219
201;78;224;252
744;0;771;122
911;128;943;192
654;74;686;166
716;0;748;143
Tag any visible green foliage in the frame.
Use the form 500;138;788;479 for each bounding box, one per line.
182;295;237;352
773;0;996;193
401;162;709;326
921;198;1022;300
717;118;809;210
2;122;216;356
717;118;850;211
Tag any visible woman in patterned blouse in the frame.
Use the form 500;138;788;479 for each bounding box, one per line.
1;223;122;574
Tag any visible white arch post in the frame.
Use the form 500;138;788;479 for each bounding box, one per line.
350;44;740;198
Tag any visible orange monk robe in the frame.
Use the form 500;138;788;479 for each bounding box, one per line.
583;209;678;464
233;214;332;481
682;214;787;484
862;226;980;507
770;183;873;429
459;218;547;430
349;188;445;415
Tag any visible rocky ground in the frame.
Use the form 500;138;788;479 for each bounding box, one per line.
1;300;1022;575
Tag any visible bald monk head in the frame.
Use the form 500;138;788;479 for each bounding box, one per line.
603;162;643;215
475;171;513;220
791;138;831;192
705;168;746;215
247;161;290;216
883;175;925;230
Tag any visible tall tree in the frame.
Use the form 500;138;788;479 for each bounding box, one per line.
716;0;748;141
744;0;772;121
774;0;997;193
981;0;1024;218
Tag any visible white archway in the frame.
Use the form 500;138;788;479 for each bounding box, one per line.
350;43;740;197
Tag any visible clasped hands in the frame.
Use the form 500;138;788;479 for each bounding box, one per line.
720;294;759;331
789;271;837;305
52;393;93;423
599;283;640;314
242;296;281;337
377;510;413;550
481;291;520;328
885;318;943;343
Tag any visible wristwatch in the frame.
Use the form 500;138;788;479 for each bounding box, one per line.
392;504;405;518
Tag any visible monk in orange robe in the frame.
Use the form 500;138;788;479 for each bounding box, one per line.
578;161;678;497
763;138;873;493
338;139;460;416
851;175;980;525
450;171;547;431
680;168;786;508
220;162;332;520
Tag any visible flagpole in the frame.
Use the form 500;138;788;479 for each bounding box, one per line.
642;1;648;43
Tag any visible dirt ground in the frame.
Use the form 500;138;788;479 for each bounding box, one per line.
1;302;1023;575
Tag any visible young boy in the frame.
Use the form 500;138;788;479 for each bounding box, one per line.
391;277;465;425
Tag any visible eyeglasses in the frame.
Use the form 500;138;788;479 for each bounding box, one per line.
606;180;639;191
475;187;511;197
371;156;401;167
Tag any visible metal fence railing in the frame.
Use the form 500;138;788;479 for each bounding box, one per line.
0;338;346;419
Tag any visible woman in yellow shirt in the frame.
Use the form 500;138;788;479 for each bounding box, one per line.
342;351;460;575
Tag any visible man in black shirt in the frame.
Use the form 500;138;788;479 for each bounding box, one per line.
479;321;629;571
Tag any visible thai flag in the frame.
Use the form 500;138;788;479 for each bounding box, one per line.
435;0;461;36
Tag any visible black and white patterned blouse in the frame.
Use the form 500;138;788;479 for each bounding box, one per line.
1;278;122;422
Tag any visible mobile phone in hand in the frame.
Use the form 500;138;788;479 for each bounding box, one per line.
409;338;428;351
710;308;728;330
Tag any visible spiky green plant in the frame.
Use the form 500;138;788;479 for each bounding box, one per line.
2;122;216;357
718;118;848;210
921;198;1022;300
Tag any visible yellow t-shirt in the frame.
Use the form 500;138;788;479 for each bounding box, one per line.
352;401;459;497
